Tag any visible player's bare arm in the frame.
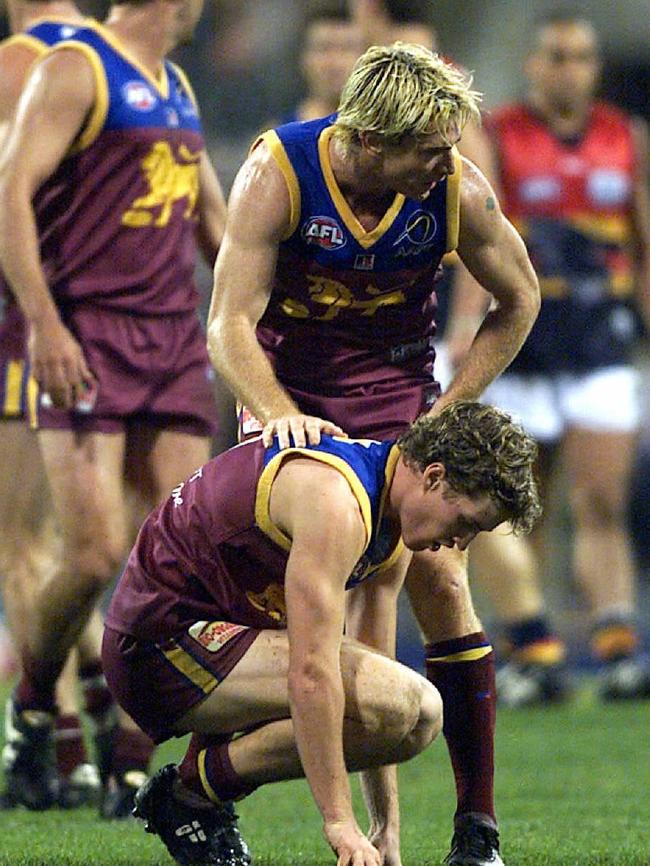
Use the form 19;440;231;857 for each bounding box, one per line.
443;129;500;369
0;47;96;409
271;459;380;866
195;150;227;266
346;557;411;866
630;117;650;332
207;144;345;449
433;156;540;412
0;41;43;145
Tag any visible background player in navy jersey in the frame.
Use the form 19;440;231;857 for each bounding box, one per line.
103;401;541;866
208;42;540;866
449;13;650;705
0;0;227;816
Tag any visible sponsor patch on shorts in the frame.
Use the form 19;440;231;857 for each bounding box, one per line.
188;621;247;652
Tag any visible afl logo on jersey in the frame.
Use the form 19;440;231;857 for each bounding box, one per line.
122;81;157;112
302;216;346;250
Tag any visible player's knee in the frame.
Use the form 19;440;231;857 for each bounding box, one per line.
571;486;627;528
395;678;442;761
65;532;127;589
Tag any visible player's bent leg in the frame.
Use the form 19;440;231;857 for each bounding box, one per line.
105;625;440;866
405;547;504;865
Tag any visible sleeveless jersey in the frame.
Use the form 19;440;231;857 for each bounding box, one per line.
106;433;404;641
30;21;204;315
254;115;462;390
488;102;641;373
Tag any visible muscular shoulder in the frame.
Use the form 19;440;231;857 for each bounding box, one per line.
271;457;367;548
24;45;96;109
459;156;499;214
0;41;42;119
229;139;292;241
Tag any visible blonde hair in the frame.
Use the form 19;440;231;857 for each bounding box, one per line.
334;42;482;154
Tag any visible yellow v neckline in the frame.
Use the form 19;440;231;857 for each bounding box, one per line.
318;126;405;251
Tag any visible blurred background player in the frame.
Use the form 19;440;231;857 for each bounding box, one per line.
208;42;540;866
0;0;227;816
450;12;650;704
283;0;363;124
0;0;115;811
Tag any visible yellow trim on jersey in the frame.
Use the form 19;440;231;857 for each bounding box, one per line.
427;645;493;664
318;126;405;250
84;20;169;97
198;749;221;804
1;33;49;55
255;446;373;553
168;61;200;116
373;444;405;574
47;42;109;153
3;360;24;417
445;148;462;252
162;644;219;694
26;376;39;429
254;130;301;240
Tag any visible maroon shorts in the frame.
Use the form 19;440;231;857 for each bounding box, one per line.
102;623;260;744
0;300;35;422
35;306;219;437
239;375;440;441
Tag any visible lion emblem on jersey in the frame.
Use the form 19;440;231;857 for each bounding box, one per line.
246;583;287;625
122;141;200;228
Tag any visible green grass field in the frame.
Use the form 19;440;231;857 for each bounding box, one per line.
0;679;648;866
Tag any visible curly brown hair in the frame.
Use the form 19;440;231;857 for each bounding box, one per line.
397;401;542;534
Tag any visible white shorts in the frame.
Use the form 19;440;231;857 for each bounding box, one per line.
482;365;641;443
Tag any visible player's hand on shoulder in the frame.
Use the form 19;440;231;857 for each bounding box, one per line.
324;820;382;866
262;414;347;449
29;315;97;410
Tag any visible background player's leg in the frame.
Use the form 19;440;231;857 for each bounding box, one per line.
562;425;648;698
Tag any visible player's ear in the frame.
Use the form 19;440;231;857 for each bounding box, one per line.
359;130;385;156
423;462;445;490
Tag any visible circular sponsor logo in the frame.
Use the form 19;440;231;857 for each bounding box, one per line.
122;81;157;112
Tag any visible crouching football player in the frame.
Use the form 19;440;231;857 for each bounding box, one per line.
102;402;541;866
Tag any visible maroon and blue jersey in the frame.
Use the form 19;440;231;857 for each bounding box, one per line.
30;21;204;315
106;433;404;642
488;102;642;374
0;17;89;421
253;115;462;391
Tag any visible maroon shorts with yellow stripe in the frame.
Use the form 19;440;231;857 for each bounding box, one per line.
102;623;260;744
0;300;37;423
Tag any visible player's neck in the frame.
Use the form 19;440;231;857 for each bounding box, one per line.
11;0;82;33
103;5;174;75
528;90;592;139
328;135;395;214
